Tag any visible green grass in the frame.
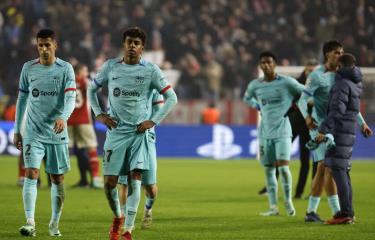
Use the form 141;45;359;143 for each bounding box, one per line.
1;156;375;239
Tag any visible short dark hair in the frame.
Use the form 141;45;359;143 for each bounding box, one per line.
73;63;86;74
36;28;56;39
339;53;356;68
123;27;146;45
259;51;277;62
323;40;342;59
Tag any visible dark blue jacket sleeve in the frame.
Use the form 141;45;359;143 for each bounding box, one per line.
319;79;349;134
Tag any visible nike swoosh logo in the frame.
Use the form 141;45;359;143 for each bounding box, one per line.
113;77;120;80
31;79;36;82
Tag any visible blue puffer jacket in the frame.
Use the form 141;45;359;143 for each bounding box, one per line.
319;66;363;169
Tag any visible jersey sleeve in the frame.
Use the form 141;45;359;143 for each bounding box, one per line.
93;60;110;88
152;92;165;113
150;64;171;94
14;63;30;133
60;64;77;121
286;76;304;97
298;73;320;118
243;80;257;107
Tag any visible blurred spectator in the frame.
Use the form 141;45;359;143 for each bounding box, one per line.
0;0;374;105
201;101;221;125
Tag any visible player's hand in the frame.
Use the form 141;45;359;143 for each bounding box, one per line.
305;115;317;130
96;113;117;130
315;132;325;144
54;119;66;133
361;123;373;138
13;133;23;150
137;120;156;133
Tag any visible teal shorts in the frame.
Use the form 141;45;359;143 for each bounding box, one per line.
259;137;292;166
118;132;157;185
23;138;70;174
103;130;152;176
309;129;327;162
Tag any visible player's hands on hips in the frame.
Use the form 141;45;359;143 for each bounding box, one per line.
54;119;66;133
137;120;156;133
13;133;23;150
96;113;117;130
305;115;317;130
361;123;373;138
315;132;325;144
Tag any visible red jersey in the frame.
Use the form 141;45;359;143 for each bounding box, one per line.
67;76;92;125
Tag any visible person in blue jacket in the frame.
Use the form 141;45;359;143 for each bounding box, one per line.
316;53;373;224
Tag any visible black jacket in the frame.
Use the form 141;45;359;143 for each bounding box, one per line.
319;67;363;168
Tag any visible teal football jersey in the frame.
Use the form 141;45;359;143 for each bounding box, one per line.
298;65;335;125
244;74;304;139
148;90;164;134
16;58;76;144
90;58;171;133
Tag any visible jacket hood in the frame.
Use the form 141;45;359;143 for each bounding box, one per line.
337;66;362;83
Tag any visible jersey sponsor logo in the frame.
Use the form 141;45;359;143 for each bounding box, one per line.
113;87;140;97
32;88;58;97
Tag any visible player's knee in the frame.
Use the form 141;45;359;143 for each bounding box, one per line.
104;176;118;189
144;185;157;198
25;168;39;179
130;170;142;180
50;174;64;185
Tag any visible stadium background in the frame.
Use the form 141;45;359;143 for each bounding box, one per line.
1;1;375;240
0;0;374;159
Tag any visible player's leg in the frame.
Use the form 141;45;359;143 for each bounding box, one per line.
18;153;26;186
305;160;325;222
118;176;128;217
103;133;127;240
76;124;102;188
275;138;295;216
295;125;310;199
123;132;150;237
45;143;70;237
259;139;279;216
142;184;158;229
19;139;44;237
69;126;90;187
324;167;340;216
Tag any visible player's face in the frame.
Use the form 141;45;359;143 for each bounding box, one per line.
124;36;144;59
259;57;276;75
326;47;344;66
37;37;57;63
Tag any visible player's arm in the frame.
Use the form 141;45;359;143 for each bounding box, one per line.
137;66;177;133
243;81;260;109
298;73;319;129
357;112;373;137
317;80;349;142
14;64;29;149
87;61;117;129
55;64;76;133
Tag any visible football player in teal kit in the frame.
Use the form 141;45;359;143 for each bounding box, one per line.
87;27;177;240
244;51;304;216
14;29;76;237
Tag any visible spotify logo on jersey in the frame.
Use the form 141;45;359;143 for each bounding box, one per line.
113;88;121;97
32;88;39;97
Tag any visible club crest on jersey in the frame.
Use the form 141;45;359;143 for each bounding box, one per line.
53;76;61;85
135;75;145;84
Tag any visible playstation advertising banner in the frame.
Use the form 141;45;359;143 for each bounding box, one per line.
0;122;374;159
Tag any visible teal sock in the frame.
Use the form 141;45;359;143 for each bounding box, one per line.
327;195;341;215
121;203;127;217
279;166;292;203
145;197;155;210
23;178;38;222
125;179;142;230
307;196;321;213
104;186;121;217
50;183;65;223
264;167;278;208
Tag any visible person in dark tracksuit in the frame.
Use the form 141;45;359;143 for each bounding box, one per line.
316;53;373;224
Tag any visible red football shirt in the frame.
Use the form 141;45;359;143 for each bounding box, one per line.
67;76;91;125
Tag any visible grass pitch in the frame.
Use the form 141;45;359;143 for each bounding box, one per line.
0;156;375;239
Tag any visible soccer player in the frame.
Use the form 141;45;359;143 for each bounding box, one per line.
68;63;102;188
298;41;372;222
244;51;304;216
13;28;76;237
316;53;372;224
118;90;164;230
87;27;177;240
